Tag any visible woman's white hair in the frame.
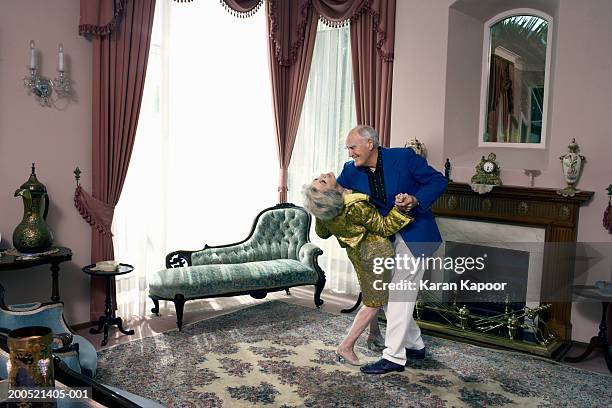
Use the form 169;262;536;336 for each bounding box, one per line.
351;125;380;148
302;184;344;221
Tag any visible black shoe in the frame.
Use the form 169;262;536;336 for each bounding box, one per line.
360;358;405;375
405;347;426;360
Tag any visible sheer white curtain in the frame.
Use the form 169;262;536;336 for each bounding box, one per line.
112;1;277;318
287;22;359;297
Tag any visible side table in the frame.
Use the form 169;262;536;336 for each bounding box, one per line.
0;247;72;302
82;264;135;346
564;285;612;374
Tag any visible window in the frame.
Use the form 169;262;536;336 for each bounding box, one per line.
112;1;276;317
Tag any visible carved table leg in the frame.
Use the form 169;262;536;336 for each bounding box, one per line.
604;341;612;373
89;316;105;334
102;319;109;347
113;316;134;336
51;262;60;302
564;337;598;362
565;301;611;374
89;275;134;346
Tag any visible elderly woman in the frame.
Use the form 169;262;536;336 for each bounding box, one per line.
303;172;413;366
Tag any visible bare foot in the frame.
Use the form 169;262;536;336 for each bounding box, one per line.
335;347;361;366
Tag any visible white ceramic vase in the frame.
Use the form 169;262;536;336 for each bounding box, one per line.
557;138;585;197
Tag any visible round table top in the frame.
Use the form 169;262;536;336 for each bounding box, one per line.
572;285;612;301
82;263;134;277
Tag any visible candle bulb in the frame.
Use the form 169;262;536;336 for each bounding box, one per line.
58;43;64;72
29;40;36;70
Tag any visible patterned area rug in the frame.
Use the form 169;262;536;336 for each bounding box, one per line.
96;301;611;407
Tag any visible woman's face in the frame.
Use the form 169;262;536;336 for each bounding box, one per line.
312;172;337;192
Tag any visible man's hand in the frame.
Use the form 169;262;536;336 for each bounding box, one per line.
395;193;418;212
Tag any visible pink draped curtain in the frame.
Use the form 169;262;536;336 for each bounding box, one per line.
266;0;318;202
348;0;395;147
78;0;156;321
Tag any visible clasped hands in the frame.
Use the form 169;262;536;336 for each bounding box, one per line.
394;193;418;213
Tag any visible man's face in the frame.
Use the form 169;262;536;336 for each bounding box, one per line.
345;132;374;167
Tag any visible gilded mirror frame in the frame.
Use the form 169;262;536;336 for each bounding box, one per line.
478;9;553;149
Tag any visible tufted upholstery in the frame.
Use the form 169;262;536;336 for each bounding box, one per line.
148;259;318;300
191;208;310;265
149;204;326;330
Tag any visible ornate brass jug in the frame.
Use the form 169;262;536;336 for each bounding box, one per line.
12;163;54;253
7;326;55;389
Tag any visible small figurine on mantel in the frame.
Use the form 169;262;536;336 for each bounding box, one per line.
444;158;453;182
470;153;502;194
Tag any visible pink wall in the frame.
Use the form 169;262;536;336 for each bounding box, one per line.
391;0;612;342
1;0;609;341
0;0;92;325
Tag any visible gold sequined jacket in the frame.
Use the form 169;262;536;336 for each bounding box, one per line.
315;193;413;248
314;193;413;307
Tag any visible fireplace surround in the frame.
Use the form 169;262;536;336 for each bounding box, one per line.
421;182;593;358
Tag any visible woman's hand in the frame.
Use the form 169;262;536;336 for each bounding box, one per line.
395;193;418;212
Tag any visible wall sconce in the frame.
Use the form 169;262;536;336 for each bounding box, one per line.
23;40;72;106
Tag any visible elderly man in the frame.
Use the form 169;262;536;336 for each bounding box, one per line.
337;125;447;374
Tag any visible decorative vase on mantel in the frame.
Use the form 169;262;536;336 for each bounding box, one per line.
557;138;586;197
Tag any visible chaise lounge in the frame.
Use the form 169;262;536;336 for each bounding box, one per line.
148;203;326;330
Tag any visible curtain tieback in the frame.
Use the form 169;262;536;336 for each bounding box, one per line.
74;186;115;236
278;168;289;193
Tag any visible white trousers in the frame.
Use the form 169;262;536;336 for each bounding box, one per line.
382;234;425;365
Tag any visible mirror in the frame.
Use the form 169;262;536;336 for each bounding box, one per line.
479;11;552;148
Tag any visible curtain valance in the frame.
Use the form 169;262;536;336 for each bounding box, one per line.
221;0;264;17
165;0;395;64
80;1;394;62
269;0;395;65
79;0;126;37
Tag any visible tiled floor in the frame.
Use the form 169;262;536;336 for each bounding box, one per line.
77;287;611;376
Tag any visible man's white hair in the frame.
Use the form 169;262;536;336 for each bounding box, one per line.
350;125;380;148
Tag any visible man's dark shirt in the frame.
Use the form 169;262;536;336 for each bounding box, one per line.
357;147;386;207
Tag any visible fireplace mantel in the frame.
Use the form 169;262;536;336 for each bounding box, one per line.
431;182;594;354
433;182;593;235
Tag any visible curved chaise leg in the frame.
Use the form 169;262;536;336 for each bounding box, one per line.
150;296;160;316
314;277;326;308
174;294;186;331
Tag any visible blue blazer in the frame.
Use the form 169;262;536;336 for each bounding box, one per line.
337;147;448;256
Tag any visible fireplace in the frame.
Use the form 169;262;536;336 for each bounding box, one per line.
442;242;530;311
419;182;593;358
